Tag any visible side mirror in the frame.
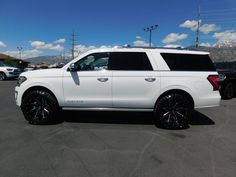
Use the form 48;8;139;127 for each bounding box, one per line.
68;63;77;72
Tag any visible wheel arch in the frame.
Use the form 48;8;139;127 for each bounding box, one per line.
155;89;195;109
22;86;59;106
0;71;7;79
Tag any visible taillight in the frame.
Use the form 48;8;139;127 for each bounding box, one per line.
207;75;220;91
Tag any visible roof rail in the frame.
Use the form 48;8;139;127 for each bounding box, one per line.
122;45;188;50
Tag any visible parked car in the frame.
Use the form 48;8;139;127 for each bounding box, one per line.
218;70;236;99
23;67;37;72
15;47;221;129
0;62;21;80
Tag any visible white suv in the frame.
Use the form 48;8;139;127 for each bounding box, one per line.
0;62;21;80
15;48;221;128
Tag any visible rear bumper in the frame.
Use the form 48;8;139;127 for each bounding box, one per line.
195;91;221;109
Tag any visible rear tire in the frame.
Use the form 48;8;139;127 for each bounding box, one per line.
21;90;60;125
0;72;6;81
221;83;234;100
154;94;192;129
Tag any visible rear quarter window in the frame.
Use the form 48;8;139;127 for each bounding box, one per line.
161;53;216;71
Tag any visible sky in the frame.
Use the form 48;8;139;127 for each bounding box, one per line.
0;0;236;59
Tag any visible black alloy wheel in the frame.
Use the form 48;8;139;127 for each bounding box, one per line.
21;90;59;125
222;83;234;100
154;94;192;129
0;72;6;81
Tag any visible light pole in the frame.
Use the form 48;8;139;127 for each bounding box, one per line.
144;25;158;47
17;47;23;59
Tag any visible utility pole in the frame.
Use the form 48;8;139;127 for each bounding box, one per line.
17;47;23;59
70;31;78;59
196;5;201;48
144;25;158;47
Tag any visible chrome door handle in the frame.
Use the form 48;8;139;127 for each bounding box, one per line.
97;78;109;82
145;78;156;82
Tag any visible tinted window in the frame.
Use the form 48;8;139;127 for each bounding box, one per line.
75;53;109;71
109;52;153;71
161;53;216;71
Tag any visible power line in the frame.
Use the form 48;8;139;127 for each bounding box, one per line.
201;8;236;14
202;20;236;24
202;11;236;17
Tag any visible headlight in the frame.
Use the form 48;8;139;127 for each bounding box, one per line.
17;76;27;86
7;68;13;71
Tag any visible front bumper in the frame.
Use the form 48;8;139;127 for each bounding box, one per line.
6;72;20;78
15;87;21;106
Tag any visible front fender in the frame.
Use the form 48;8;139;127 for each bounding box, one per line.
15;81;63;107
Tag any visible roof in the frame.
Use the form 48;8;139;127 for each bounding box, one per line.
82;47;210;55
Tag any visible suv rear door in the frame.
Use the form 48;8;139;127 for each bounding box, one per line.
109;52;160;109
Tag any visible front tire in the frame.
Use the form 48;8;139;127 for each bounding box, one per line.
21;90;59;125
0;72;6;81
154;94;192;129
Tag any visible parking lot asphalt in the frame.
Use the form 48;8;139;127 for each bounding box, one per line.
0;80;236;177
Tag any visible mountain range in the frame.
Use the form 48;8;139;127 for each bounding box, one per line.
23;46;236;64
25;55;72;64
197;46;236;63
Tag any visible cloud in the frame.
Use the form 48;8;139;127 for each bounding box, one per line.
213;30;236;47
54;38;66;43
133;40;149;47
74;44;96;55
199;43;212;47
180;20;199;31
133;36;150;47
72;44;121;58
162;33;188;44
31;41;45;48
200;24;218;34
49;44;64;51
180;20;218;34
213;30;236;42
30;40;64;51
3;49;42;59
0;41;7;48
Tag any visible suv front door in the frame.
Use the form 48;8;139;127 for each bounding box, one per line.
63;52;112;108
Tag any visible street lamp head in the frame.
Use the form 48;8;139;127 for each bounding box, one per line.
17;46;23;51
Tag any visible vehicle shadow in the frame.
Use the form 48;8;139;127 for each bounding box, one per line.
190;110;215;125
60;110;215;127
62;111;154;125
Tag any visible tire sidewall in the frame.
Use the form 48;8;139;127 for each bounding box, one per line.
223;83;234;99
21;90;59;125
0;72;6;81
154;94;191;129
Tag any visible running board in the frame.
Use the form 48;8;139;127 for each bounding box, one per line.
62;107;153;112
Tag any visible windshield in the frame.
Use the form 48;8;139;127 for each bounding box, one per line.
0;61;14;67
